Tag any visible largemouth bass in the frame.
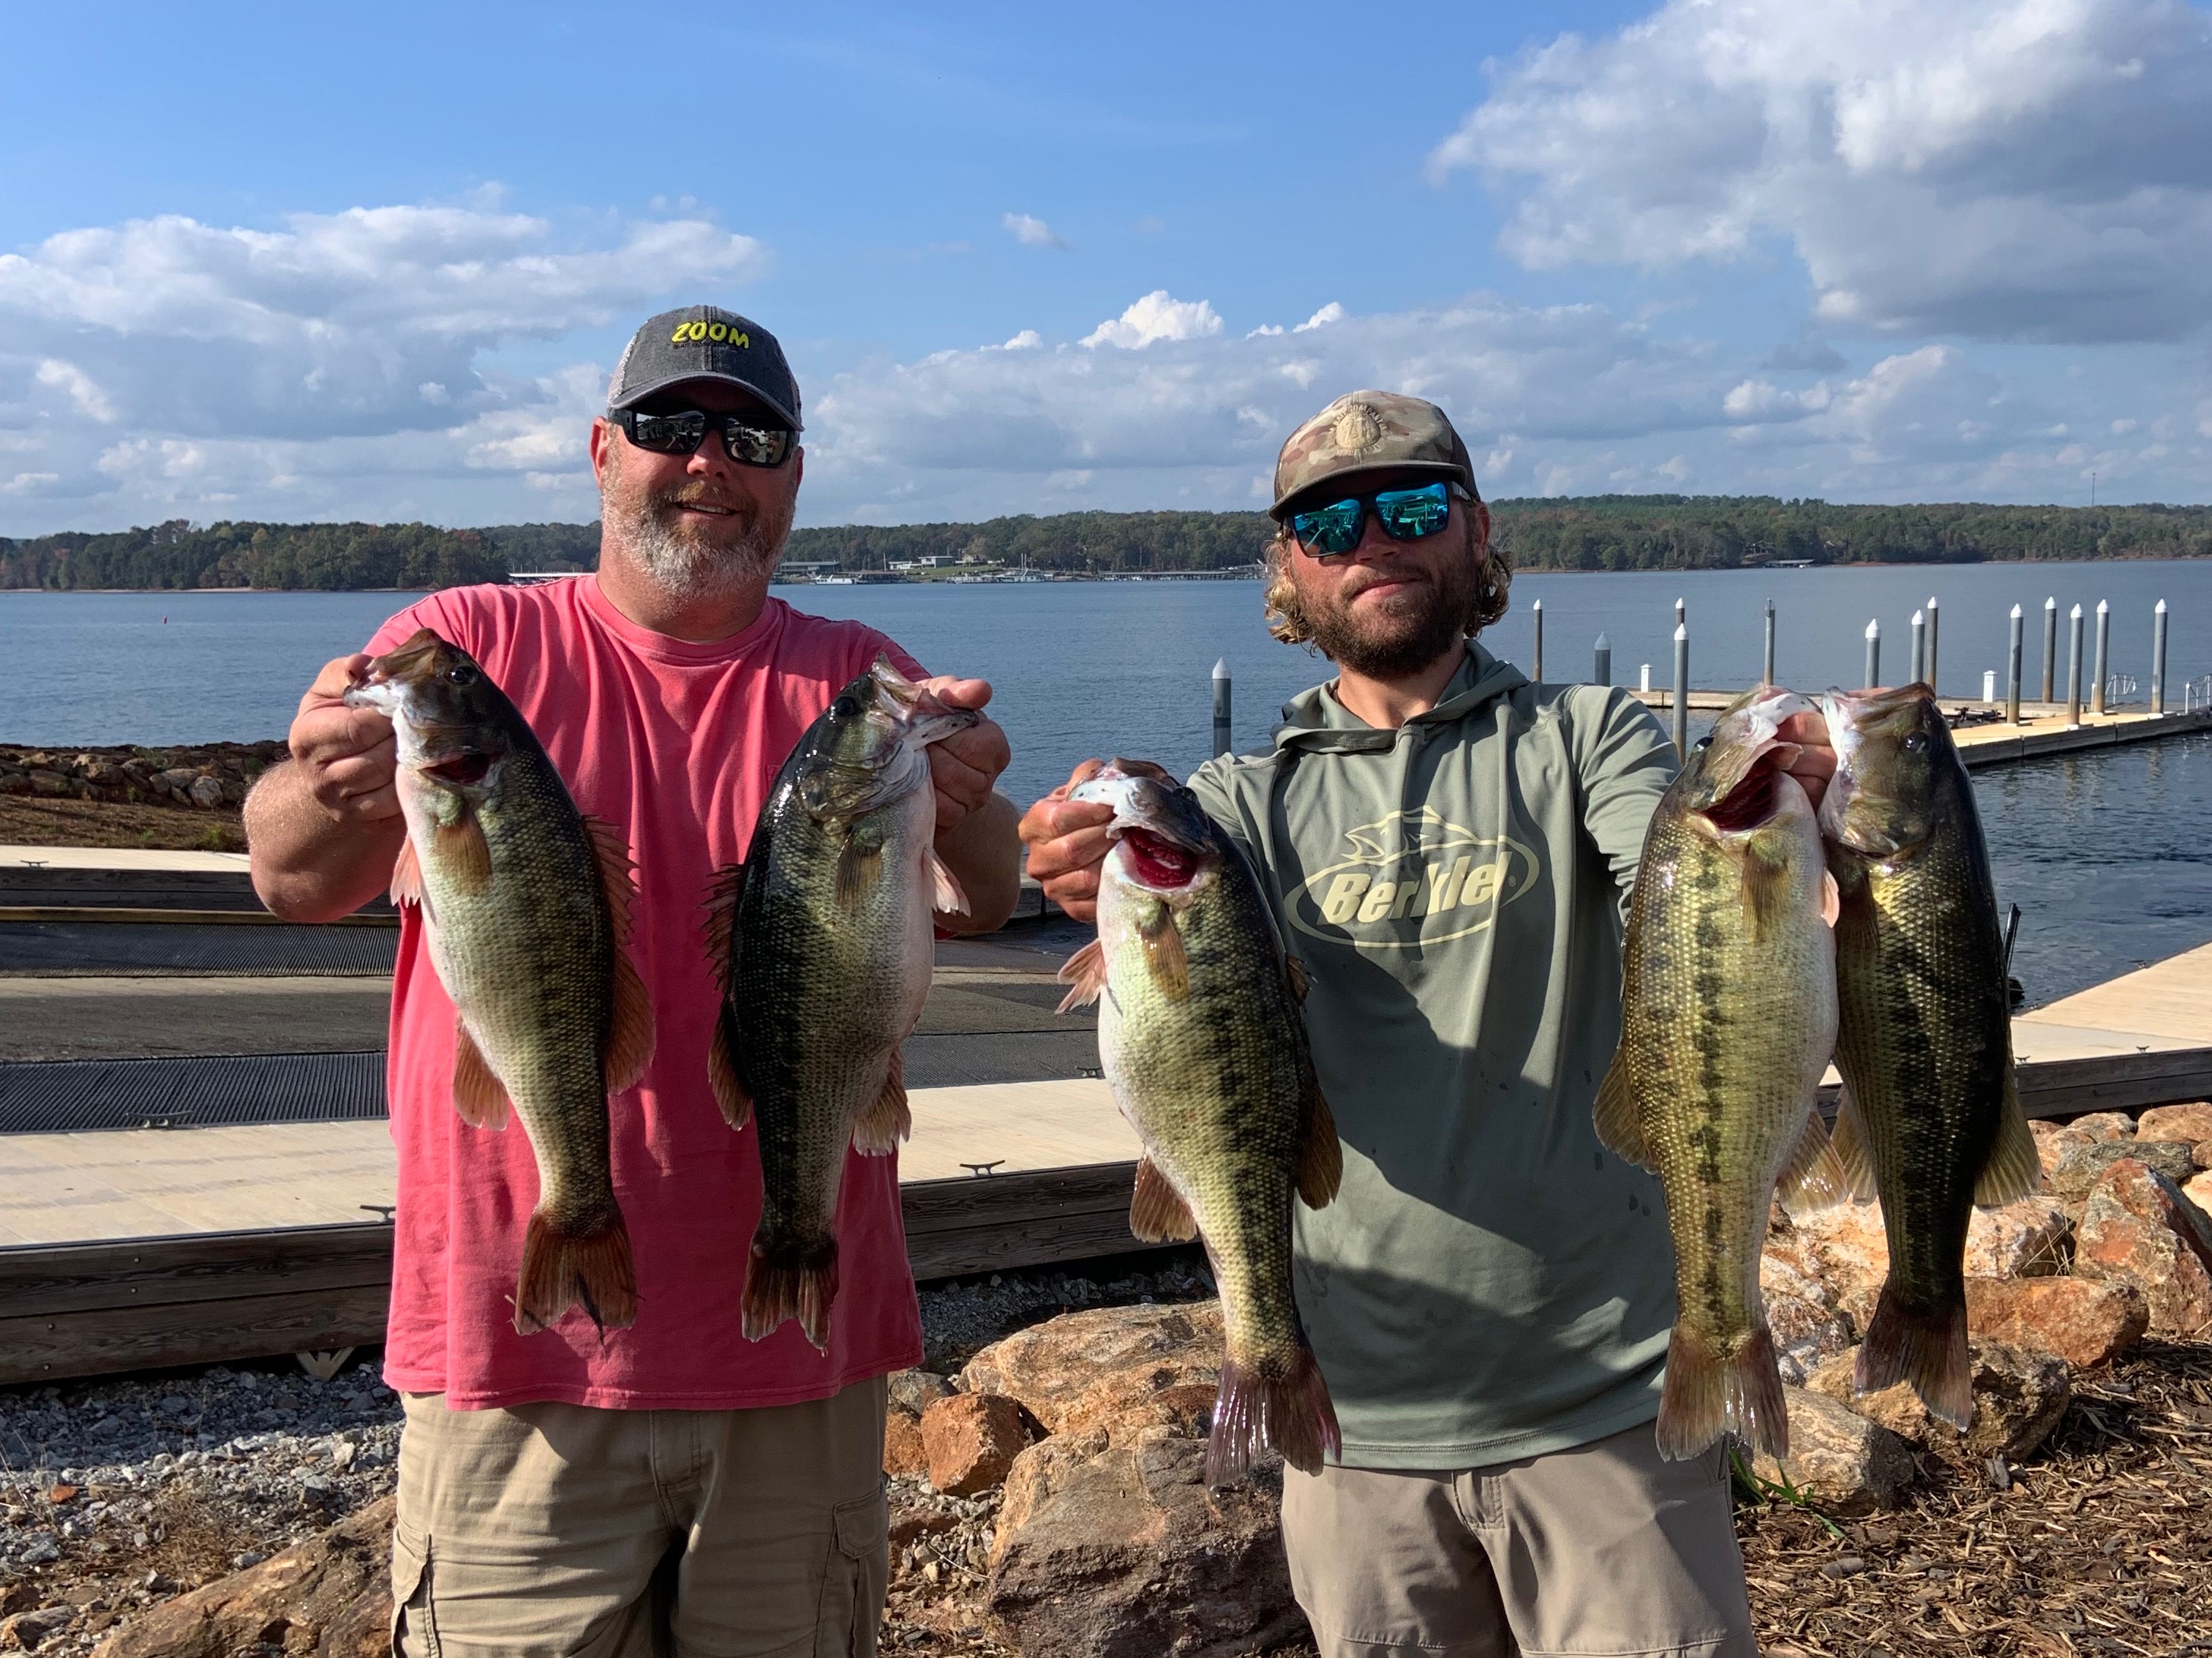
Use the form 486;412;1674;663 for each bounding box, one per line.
345;629;653;1336
1820;683;2040;1429
1596;689;1846;1460
1057;760;1342;1484
709;657;976;1351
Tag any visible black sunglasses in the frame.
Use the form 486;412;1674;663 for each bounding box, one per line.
611;408;793;468
1288;480;1470;558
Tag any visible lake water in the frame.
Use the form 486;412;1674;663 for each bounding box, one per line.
4;558;2208;1005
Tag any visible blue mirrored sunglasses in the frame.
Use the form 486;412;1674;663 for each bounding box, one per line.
1288;480;1470;558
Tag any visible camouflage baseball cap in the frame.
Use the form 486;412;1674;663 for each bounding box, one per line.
1270;391;1477;517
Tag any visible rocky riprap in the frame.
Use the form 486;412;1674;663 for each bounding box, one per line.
0;743;282;811
0;1257;1211;1657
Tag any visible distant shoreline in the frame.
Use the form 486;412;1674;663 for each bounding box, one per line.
4;552;2209;596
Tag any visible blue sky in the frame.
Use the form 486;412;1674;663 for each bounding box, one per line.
2;0;2208;533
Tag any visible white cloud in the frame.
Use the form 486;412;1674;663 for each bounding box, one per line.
1293;302;1347;333
0;203;768;442
1001;212;1068;250
0;199;773;530
1431;0;2212;342
989;330;1043;351
801;295;2211;522
35;359;115;422
1080;290;1225;349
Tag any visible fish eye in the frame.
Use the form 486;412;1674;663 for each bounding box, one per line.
1693;735;1714;751
444;663;479;686
1903;733;1928;753
832;695;860;719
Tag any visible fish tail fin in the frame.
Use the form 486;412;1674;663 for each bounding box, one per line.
1205;1343;1340;1486
1656;1323;1788;1462
741;1234;838;1352
513;1207;636;1338
1856;1285;1973;1430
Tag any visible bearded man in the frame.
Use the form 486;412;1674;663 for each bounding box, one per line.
247;307;1019;1658
1023;391;1832;1658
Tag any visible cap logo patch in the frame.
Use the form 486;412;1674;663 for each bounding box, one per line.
671;320;750;347
1333;403;1383;454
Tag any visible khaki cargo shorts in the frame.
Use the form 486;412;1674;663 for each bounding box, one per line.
391;1377;889;1658
1280;1422;1757;1658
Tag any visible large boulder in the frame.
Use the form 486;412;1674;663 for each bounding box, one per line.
2074;1159;2212;1337
922;1393;1034;1496
1965;1196;2073;1278
1805;1340;2071;1465
91;1496;394;1658
1758;1253;1855;1384
962;1302;1225;1436
1750;1388;1916;1515
2049;1140;2197;1201
1965;1275;2148;1370
2134;1102;2212;1148
986;1427;1305;1658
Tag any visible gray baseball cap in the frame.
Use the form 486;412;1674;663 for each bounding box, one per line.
606;306;802;431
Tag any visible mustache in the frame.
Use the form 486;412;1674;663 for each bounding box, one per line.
650;487;753;516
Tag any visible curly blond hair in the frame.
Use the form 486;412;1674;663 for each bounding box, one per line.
1261;517;1513;648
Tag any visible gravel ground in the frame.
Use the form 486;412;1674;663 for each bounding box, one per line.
0;1352;400;1653
0;1253;1216;1655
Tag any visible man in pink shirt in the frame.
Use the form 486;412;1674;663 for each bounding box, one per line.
246;306;1020;1658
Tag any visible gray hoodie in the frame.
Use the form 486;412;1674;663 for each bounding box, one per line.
1186;641;1682;1468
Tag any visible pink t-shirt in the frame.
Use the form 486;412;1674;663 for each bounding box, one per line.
364;576;928;1409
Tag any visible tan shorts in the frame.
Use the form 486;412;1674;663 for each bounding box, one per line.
391;1377;889;1658
1280;1423;1756;1658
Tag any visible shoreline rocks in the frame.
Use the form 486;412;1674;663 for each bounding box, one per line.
0;744;280;812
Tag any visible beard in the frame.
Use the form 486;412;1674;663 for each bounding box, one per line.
601;449;792;601
1297;541;1482;680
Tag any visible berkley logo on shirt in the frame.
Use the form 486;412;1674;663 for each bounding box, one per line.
1288;808;1540;951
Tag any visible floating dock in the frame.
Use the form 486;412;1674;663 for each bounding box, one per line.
1629;694;2212;768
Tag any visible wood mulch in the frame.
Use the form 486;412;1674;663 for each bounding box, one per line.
1739;1340;2212;1657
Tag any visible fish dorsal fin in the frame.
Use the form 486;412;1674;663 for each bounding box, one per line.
835;819;887;909
1775;1109;1851;1218
434;813;492;893
701;863;745;988
582;817;639;944
1285;953;1309;1002
1137;902;1189;999
1820;869;1840;929
389;836;426;910
1828;1081;1879;1201
451;1019;511;1130
1592;1057;1653;1170
1974;1065;2042;1207
928;849;970;916
582;816;654;1095
851;1047;911;1155
1056;937;1108;1013
1297;1081;1343;1210
707;1008;752;1130
1129;1155;1199;1243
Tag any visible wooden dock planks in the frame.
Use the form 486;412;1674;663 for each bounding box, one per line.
0;1163;1151;1386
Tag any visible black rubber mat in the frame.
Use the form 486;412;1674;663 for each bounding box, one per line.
0;1049;388;1132
0;922;396;977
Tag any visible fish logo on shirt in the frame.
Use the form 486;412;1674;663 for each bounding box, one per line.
1289;809;1539;951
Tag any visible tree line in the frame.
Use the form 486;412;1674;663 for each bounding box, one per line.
4;498;2206;590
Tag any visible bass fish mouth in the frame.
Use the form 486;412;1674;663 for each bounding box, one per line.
1119;827;1208;890
1698;758;1788;835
